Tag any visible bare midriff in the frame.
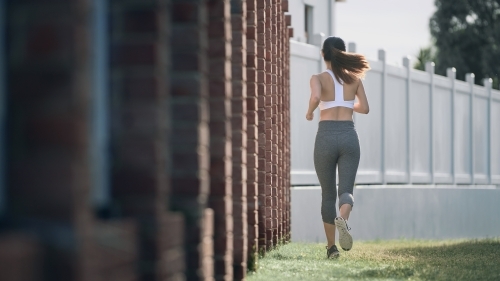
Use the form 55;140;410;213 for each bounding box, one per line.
317;70;358;121
320;107;354;121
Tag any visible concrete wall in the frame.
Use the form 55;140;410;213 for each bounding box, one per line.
291;186;500;242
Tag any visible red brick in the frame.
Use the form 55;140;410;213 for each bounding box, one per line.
247;96;258;111
282;1;289;12
247;165;258;182
247;26;256;40
247;110;258;125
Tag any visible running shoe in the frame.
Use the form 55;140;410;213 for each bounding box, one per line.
334;216;353;251
326;245;340;259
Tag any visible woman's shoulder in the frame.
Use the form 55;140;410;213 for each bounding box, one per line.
310;72;326;81
311;72;331;86
311;72;330;80
345;76;362;86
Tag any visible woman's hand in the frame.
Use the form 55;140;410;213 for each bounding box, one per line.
306;112;314;121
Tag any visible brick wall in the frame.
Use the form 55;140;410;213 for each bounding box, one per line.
0;0;291;280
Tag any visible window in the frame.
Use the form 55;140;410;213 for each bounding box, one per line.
304;5;313;43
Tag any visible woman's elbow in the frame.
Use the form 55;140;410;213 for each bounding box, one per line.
356;106;370;114
354;103;369;114
310;96;321;103
359;106;369;114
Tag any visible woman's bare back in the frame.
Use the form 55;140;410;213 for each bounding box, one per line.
316;71;361;121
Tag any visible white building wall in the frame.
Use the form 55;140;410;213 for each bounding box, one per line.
289;0;336;43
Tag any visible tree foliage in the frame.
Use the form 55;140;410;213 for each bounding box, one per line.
414;46;435;71
429;0;500;88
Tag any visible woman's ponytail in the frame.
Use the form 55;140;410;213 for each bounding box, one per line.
322;37;370;84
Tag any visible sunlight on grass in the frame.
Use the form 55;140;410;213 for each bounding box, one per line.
247;239;500;281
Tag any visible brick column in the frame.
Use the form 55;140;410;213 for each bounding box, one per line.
281;8;288;242
285;12;293;242
276;0;283;243
230;0;248;278
170;0;214;280
283;0;291;243
206;0;234;280
5;1;97;280
272;0;280;247
256;0;268;255
108;1;183;280
164;0;187;280
264;0;273;250
245;0;259;271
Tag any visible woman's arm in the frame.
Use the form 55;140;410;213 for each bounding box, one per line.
306;75;322;121
353;80;369;114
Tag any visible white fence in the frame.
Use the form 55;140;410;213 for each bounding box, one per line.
290;40;500;186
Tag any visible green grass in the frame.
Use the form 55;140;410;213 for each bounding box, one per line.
247;239;500;281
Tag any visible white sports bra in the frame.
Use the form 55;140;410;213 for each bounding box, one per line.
318;69;355;110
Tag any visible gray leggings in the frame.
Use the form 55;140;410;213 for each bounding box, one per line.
314;121;360;224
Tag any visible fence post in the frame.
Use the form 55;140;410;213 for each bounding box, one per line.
466;73;475;184
426;62;435;184
312;33;325;73
379;49;386;184
484;78;493;185
403;56;412;184
447;68;456;185
348;42;356;53
312;32;325;47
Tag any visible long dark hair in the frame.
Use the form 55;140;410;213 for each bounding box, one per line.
322;37;370;84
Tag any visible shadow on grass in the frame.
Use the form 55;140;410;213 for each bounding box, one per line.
352;239;500;281
353;265;416;279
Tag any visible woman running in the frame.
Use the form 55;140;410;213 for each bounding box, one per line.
305;36;370;259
